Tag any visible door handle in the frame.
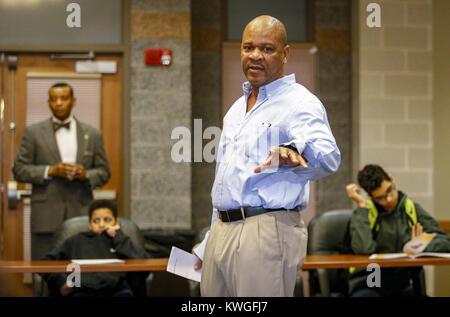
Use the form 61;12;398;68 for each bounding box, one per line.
7;180;31;210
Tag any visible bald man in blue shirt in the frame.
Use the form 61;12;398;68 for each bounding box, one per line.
193;15;341;297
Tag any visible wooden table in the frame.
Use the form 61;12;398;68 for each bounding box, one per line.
0;258;168;273
300;254;450;270
1;255;449;273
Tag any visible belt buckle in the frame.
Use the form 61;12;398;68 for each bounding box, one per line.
240;207;246;220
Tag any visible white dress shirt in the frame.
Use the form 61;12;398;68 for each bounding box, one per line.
44;115;78;179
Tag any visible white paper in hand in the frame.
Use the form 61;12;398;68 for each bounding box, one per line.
167;246;202;282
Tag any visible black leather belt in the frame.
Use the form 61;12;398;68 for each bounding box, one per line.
218;207;294;223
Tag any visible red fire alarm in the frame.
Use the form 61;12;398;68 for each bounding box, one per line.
145;49;172;66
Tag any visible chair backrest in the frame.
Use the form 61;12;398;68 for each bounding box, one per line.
307;209;353;297
307;209;353;255
52;216;145;248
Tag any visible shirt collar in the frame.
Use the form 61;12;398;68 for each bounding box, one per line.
242;73;296;99
52;115;74;125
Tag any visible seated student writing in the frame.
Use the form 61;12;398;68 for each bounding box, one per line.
40;200;148;297
345;164;450;297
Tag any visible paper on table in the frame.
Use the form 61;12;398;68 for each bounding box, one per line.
370;252;450;260
71;259;125;265
369;253;409;260
167;246;202;282
410;252;450;258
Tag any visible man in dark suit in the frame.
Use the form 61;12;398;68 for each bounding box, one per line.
13;82;110;259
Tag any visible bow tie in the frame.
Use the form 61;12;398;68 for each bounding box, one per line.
53;121;71;131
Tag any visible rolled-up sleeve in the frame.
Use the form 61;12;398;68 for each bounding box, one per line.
286;99;341;181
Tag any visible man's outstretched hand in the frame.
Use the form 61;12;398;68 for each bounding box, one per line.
254;146;308;173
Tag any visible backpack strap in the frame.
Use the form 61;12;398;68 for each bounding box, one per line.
404;198;417;228
366;199;381;237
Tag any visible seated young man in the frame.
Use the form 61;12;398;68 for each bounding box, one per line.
40;200;148;297
345;164;450;297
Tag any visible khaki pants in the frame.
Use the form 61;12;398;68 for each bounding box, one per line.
200;210;307;297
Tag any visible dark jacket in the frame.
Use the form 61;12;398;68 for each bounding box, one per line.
41;229;148;296
349;191;450;295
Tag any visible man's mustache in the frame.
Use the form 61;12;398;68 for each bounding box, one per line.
246;64;265;71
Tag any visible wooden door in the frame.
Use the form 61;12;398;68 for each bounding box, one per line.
0;53;122;295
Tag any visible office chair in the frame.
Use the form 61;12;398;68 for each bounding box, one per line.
306;209;353;297
32;216;151;297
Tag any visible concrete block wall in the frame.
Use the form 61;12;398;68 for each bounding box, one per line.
357;0;434;295
129;0;192;229
358;0;433;213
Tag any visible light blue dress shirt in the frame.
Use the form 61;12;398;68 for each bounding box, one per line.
194;74;341;260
